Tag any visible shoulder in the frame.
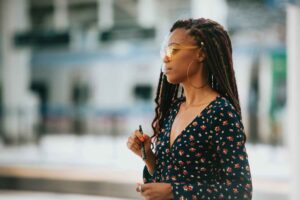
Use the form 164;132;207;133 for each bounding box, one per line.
209;96;247;144
210;96;244;131
211;96;241;118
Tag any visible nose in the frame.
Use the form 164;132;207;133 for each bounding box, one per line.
163;55;171;63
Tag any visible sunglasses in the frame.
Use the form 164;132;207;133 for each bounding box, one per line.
160;43;199;61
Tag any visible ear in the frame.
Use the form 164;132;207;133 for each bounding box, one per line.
197;50;206;63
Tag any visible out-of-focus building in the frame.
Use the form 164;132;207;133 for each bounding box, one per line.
0;0;228;141
1;0;297;199
0;0;39;144
0;0;288;145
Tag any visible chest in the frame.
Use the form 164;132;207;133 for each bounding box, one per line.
169;106;207;148
155;116;216;182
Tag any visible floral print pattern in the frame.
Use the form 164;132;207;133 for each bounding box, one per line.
143;95;252;199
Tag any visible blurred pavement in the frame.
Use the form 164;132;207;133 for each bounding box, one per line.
0;134;291;199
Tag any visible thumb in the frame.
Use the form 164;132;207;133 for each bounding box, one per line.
143;134;151;141
136;182;142;192
143;134;151;143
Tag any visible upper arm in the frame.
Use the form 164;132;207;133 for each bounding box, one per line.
210;104;252;185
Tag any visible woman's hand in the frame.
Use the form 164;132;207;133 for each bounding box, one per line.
136;183;174;200
127;129;152;159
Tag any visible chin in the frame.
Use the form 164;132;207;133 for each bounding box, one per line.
166;75;181;85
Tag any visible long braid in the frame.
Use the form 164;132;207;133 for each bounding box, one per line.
151;18;243;151
189;19;241;114
150;72;179;150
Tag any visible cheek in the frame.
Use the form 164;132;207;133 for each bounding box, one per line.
166;53;197;83
172;59;192;76
173;53;194;69
165;67;186;84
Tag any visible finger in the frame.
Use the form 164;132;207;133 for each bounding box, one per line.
134;130;145;142
141;133;151;143
141;189;150;198
137;183;148;197
130;133;143;145
127;141;140;150
134;137;143;146
127;137;135;144
142;183;149;190
128;137;142;147
143;134;150;141
140;183;149;195
127;136;134;145
129;137;142;148
135;142;142;149
132;143;141;151
132;143;141;152
127;140;132;149
136;183;141;192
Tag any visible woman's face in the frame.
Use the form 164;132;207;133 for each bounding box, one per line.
161;28;204;84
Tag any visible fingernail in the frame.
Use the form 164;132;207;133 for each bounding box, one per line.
139;137;144;142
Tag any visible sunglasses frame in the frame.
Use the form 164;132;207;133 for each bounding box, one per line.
160;43;199;61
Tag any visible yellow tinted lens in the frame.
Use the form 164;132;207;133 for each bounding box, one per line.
160;45;167;59
160;46;172;60
168;45;178;57
160;44;180;60
166;46;173;58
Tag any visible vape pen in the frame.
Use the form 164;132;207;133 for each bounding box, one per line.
139;125;147;160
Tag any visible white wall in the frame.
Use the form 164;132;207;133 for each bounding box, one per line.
0;0;38;142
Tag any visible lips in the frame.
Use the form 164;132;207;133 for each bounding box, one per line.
163;67;172;73
164;69;172;74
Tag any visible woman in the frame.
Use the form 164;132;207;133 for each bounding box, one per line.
127;18;252;200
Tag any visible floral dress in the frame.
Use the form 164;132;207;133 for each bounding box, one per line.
143;95;252;199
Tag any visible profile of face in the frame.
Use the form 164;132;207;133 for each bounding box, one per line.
161;28;206;85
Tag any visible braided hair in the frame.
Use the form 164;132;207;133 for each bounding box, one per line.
150;18;242;151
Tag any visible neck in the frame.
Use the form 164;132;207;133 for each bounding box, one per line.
181;84;213;107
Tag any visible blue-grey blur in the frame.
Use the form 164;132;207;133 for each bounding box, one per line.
0;0;299;199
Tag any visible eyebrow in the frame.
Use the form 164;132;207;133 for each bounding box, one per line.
167;42;180;46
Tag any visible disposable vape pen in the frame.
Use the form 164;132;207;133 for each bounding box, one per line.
139;125;147;160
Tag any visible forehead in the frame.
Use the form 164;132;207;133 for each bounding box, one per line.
168;28;195;44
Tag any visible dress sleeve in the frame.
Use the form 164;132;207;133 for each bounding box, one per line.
170;104;253;200
142;142;158;183
142;132;159;184
143;165;154;183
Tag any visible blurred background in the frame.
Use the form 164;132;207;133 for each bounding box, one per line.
0;0;299;199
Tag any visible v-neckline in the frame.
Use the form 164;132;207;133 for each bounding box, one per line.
168;95;221;151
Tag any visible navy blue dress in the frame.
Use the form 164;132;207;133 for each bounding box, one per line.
143;95;252;199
